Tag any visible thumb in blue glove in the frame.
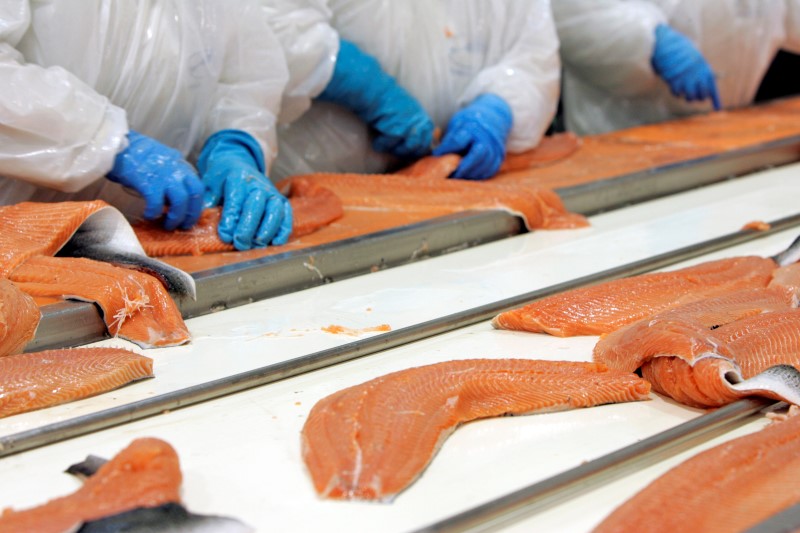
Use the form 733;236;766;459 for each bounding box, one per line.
432;93;513;180
318;39;435;159
107;130;204;230
198;130;292;251
651;24;721;110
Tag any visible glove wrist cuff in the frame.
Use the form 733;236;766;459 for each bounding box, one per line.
199;129;265;174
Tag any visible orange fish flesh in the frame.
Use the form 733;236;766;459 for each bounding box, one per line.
0;347;153;418
302;359;650;501
594;412;800;533
492;256;776;336
0;438;181;533
9;256;190;348
0;278;40;357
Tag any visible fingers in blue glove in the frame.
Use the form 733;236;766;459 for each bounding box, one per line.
161;179;189;232
273;201;293;246
181;173;205;230
232;188;269;251
253;196;289;247
452;142;496;181
217;177;250;245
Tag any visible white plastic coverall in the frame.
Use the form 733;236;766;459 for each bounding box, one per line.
0;0;289;218
553;0;800;135
268;0;561;180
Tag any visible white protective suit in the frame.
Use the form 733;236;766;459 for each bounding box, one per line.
0;0;289;217
268;0;561;179
553;0;800;135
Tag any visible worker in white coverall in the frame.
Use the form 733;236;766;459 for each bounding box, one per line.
552;0;800;135
0;0;292;250
266;0;561;182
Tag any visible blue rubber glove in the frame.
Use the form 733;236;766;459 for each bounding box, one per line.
651;24;721;110
106;130;203;230
432;94;513;180
198;130;292;251
318;39;435;159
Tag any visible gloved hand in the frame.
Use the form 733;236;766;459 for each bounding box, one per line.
198;129;292;250
432;93;513;180
318;39;434;159
107;130;203;230
651;24;721;110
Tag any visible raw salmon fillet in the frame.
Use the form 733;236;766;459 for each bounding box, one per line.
301;359;650;501
134;177;343;256
497;132;582;173
281;166;589;232
492;256;776;336
0;200;112;277
0;437;181;533
0;347;153;418
0;278;40;357
594;413;800;533
9;256;190;348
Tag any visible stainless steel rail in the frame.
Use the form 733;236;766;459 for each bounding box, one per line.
25;135;800;351
414;399;774;533
3;215;799;457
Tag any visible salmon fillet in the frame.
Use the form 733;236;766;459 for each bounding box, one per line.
0;200;109;277
717;309;800;377
0;278;40;357
0;347;153;418
301;359;650;501
492;256;776;336
497;132;582;174
133;177;344;257
594;413;800;533
593;288;792;373
9;256;190;348
0;438;181;533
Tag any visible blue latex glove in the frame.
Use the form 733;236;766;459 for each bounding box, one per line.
432;94;513;180
107;130;203;230
651;24;721;110
198;130;292;250
318;39;434;159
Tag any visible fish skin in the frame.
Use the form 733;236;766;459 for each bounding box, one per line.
0;278;40;357
0;438;182;533
9;256;190;348
0;347;153;418
492;256;777;336
133;177;343;257
301;359;650;501
593;413;800;533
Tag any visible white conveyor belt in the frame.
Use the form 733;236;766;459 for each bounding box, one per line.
0;163;798;532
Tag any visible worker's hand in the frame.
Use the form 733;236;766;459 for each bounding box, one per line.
199;130;292;250
433;93;513;180
318;39;435;159
651;24;721;110
106;130;204;230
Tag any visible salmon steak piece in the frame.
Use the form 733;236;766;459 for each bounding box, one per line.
0;278;40;357
492;256;776;336
134;177;344;257
0;438;182;533
0;347;153;418
9;256;190;348
594;412;800;533
301;359;650;501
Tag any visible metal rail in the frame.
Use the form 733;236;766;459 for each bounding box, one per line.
414;399;774;533
25;135;800;351
3;215;800;457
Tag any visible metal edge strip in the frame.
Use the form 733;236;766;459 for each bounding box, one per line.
4;215;800;457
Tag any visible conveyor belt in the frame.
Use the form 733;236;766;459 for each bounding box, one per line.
4;214;800;457
26;135;800;352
